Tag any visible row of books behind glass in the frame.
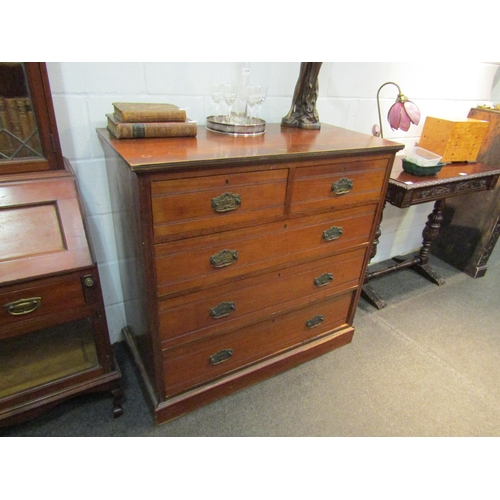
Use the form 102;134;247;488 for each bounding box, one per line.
0;96;42;160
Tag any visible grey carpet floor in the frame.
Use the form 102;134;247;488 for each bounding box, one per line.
3;244;500;437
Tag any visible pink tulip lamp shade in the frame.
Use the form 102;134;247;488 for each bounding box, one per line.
372;81;421;138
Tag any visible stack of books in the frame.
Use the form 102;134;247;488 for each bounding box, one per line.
106;102;197;139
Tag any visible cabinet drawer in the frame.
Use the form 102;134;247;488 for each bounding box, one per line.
151;169;288;241
0;275;88;338
159;246;365;347
290;157;389;214
162;291;354;396
155;204;377;297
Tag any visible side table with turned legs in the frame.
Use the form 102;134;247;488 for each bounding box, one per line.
362;159;500;309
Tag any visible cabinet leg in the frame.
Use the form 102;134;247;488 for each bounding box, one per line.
112;388;124;418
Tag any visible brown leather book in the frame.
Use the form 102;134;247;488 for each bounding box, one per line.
106;114;197;139
112;102;187;123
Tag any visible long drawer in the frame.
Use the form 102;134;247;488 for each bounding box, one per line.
0;275;88;339
159;246;365;347
290;157;389;214
155;204;377;297
151;169;288;241
162;291;354;397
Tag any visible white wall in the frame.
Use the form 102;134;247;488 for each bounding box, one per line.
45;62;499;343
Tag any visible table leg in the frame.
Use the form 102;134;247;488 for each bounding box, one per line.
361;284;387;309
392;199;446;286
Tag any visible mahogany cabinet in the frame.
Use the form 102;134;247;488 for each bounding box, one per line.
0;63;122;427
98;123;403;424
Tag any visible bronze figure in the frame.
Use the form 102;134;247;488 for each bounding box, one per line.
282;62;323;130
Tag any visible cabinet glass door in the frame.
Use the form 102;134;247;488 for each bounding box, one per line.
0;317;100;399
0;63;43;162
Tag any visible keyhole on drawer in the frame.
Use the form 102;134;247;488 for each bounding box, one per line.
225;179;229;185
284;224;287;229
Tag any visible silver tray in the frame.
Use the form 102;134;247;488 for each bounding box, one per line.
206;116;266;136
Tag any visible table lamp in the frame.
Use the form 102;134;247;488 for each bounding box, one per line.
372;81;420;138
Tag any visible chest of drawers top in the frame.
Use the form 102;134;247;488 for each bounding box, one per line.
97;123;401;173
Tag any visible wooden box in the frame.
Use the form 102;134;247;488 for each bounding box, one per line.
419;116;488;163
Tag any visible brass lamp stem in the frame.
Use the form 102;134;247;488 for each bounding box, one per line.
375;81;402;139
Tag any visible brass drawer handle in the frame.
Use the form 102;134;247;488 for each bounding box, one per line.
332;177;353;195
210;301;236;319
212;192;241;212
209;348;233;365
210;249;238;268
306;315;324;329
4;297;42;316
323;226;343;241
314;272;334;287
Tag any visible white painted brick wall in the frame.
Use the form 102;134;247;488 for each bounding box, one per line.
45;62;500;342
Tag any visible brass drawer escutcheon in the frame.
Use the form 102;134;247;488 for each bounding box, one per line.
322;226;343;241
210;249;239;268
306;315;324;329
314;272;334;287
332;177;354;195
210;301;236;319
4;297;42;316
209;348;233;365
212;192;242;212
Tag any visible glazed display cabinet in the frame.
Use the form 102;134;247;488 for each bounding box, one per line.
0;63;122;427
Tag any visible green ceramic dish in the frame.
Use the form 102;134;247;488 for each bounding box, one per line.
402;159;445;176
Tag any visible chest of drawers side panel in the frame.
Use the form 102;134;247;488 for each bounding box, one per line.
101;140;164;400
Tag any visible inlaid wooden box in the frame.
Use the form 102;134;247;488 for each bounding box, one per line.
419;116;488;163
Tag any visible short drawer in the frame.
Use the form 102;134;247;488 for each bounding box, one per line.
159;246;366;347
162;291;354;397
155;204;377;297
151;169;288;241
0;273;91;339
290;157;390;214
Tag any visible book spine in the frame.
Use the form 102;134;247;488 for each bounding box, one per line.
114;108;187;123
0;98;14;157
25;98;42;154
108;119;197;139
5;98;23;148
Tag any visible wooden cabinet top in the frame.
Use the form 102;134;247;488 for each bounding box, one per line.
97;123;403;173
390;157;500;189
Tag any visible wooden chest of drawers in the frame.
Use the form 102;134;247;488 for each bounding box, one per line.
98;124;402;424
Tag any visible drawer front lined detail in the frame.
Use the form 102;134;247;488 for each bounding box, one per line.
162;291;354;396
0;277;87;336
290;158;389;214
155;204;377;297
152;170;288;241
159;247;366;347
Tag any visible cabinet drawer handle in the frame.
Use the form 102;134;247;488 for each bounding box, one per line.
210;301;236;319
212;192;241;212
210;249;238;268
4;297;42;316
209;348;233;365
306;315;324;329
332;177;353;195
323;226;343;241
314;272;334;287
